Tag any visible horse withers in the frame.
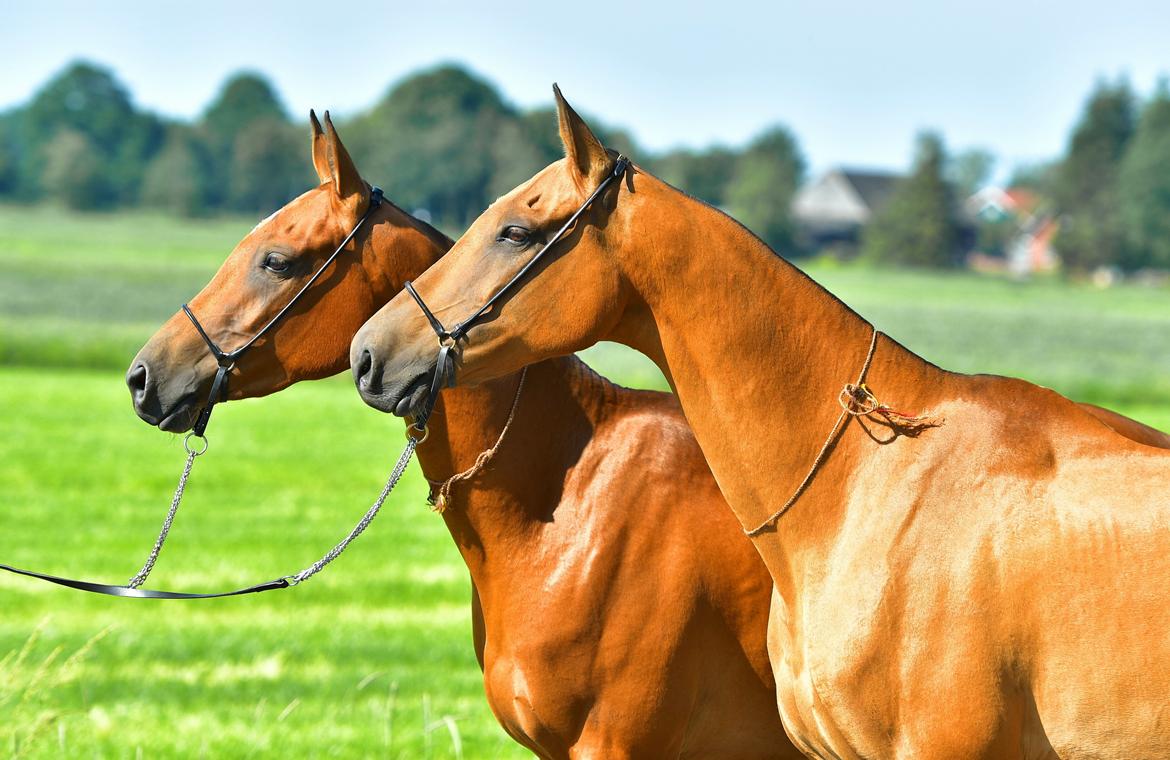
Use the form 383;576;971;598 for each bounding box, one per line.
128;113;797;759
352;87;1170;759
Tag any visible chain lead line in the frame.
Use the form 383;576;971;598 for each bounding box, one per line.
125;433;419;592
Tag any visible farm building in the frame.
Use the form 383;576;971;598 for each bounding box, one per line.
792;168;901;252
966;186;1060;276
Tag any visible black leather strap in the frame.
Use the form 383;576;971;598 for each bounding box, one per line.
405;281;451;342
404;156;630;397
0;563;290;599
446;156;629;343
191;361;231;437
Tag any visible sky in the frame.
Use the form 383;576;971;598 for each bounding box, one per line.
2;1;1168;178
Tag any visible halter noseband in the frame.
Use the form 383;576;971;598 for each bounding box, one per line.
403;156;629;430
182;187;384;437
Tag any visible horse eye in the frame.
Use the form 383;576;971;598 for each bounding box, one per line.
499;226;531;245
262;253;290;273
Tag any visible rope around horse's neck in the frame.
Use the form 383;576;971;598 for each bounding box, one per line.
425;367;528;514
744;328;881;537
743;328;942;537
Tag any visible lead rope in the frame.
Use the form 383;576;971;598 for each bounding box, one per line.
744;329;881;537
1;424;422;598
125;435;206;588
425;367;527;513
286;434;418;586
744;328;941;537
122;430;418;591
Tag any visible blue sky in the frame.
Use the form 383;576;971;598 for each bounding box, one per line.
2;1;1167;177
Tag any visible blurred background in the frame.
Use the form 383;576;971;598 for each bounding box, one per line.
1;2;1167;757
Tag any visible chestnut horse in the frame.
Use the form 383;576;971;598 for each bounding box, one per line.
127;113;795;759
353;88;1170;759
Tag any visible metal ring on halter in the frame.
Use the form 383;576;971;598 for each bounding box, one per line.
406;422;430;445
439;334;457;349
184;432;209;456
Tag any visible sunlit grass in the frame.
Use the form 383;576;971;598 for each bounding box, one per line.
0;369;526;759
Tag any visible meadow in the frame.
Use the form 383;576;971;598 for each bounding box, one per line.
0;204;1167;758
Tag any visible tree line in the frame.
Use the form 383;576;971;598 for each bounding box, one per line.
0;60;803;254
862;77;1170;273
1;60;1169;273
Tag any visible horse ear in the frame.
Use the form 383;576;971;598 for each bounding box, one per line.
553;84;609;190
322;111;368;212
309;110;332;185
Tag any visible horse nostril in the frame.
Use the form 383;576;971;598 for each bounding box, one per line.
355;348;374;389
126;363;149;403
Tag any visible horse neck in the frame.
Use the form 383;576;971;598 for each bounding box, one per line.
419;356;607;583
362;205;603;588
363;200;453;304
613;174;947;573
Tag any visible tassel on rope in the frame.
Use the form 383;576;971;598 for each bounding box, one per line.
839;382;943;433
423;368;528;515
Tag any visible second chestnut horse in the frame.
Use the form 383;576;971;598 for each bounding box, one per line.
352;88;1170;759
127;113;796;759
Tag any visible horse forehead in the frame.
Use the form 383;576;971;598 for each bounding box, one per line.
250;188;335;241
249;209;280;235
249;188;324;234
492;165;578;213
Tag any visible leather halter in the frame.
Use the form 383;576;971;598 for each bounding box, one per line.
183;187;384;437
403;157;629;431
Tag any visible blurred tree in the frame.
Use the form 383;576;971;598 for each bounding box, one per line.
346;70;640;231
652;146;738;207
1118;80;1170;271
199;72;293;209
228;118;313;214
863;132;961;268
21;60;163;204
201;72;288;146
40;128;110;210
516;107;565;165
488;111;560;198
141;127;212;216
1054;78;1136;273
0;111;18;196
589;121;640;160
723;126;805;255
1008;160;1060;200
947;147;996;198
346;65;515;231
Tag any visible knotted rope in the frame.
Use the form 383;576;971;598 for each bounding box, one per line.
425;368;528;513
744;328;941;537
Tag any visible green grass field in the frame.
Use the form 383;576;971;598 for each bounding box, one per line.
0;204;1167;758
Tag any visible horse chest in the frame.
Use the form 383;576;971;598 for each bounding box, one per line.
481;643;591;757
768;571;909;758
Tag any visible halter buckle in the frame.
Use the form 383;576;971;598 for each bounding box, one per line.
406;422;430;445
183;432;209;456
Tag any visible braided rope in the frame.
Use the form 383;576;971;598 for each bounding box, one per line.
427;368;528;513
127;444;202;588
289;436;418;585
744;329;880;537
